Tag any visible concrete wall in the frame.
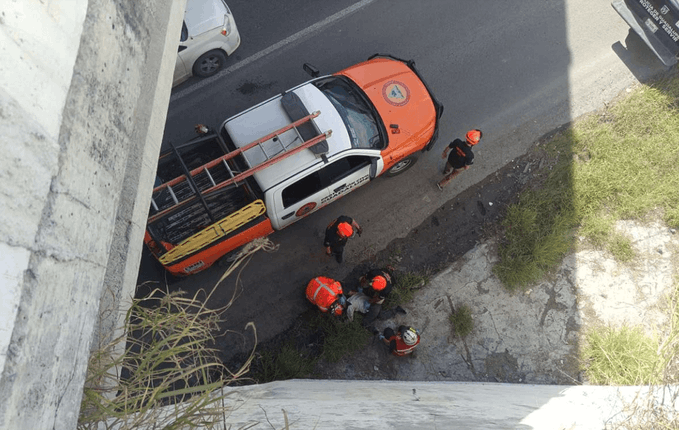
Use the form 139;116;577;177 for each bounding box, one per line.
0;1;184;429
144;380;678;429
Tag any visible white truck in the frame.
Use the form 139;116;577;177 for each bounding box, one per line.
145;54;443;275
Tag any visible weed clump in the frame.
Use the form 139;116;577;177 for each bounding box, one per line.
79;238;276;429
582;325;661;385
449;304;474;338
385;272;428;307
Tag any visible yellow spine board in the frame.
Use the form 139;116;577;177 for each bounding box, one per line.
159;200;267;265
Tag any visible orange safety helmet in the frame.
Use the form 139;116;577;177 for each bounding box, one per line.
465;129;483;146
337;222;354;238
329;301;345;316
306;277;344;314
370;275;387;291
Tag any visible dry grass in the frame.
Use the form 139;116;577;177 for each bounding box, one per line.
78;239;277;430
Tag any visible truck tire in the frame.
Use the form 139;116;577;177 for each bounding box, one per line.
193;50;227;78
384;154;418;177
217;247;242;267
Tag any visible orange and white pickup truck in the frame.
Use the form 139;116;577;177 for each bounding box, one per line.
145;54;443;276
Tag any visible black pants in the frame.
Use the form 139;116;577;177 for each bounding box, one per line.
363;303;402;328
330;245;345;263
362;303;382;326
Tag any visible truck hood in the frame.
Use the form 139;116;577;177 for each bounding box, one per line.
337;57;437;156
222;83;352;192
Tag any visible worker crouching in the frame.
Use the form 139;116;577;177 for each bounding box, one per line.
380;325;420;356
306;276;346;316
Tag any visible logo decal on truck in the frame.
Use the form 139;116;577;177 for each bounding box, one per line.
321;175;370;204
382;80;410;106
296;202;317;217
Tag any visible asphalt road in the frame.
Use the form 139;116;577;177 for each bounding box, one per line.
138;0;667;360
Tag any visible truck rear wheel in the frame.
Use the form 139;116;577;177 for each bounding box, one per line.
217;247;242;267
385;154;418;177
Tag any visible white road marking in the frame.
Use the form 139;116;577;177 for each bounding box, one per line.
171;0;378;102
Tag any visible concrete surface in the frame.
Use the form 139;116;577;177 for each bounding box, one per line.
316;219;678;385
209;380;678;430
0;1;183;429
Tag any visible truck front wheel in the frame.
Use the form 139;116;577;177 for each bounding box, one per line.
385;154;418;177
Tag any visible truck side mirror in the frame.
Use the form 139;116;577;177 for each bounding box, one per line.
303;63;320;78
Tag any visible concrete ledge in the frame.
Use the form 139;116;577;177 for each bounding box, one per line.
215;380;678;430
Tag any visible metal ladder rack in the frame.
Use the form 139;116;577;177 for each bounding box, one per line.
148;111;330;224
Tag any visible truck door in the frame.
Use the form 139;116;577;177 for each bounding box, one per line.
318;155;373;207
271;154;377;230
271;168;330;230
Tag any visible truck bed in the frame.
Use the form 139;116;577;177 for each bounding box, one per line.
147;133;258;245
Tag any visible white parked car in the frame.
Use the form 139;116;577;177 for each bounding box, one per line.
173;0;241;87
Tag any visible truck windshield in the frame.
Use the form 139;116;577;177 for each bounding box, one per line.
313;77;385;150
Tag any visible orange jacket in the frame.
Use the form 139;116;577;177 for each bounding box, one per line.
306;277;343;313
388;333;420;356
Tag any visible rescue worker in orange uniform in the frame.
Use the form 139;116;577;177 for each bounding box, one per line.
380;325;420;356
306;276;346;316
437;129;483;190
357;267;394;305
324;215;362;263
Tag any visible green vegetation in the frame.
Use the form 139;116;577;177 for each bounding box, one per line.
252;269;431;383
494;75;679;291
489;74;679;428
385;271;428;308
255;343;315;382
79;289;251;430
489;74;679;425
449;304;474;338
608;233;634;262
583;283;679;387
582;325;662;385
316;315;372;363
252;315;371;383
